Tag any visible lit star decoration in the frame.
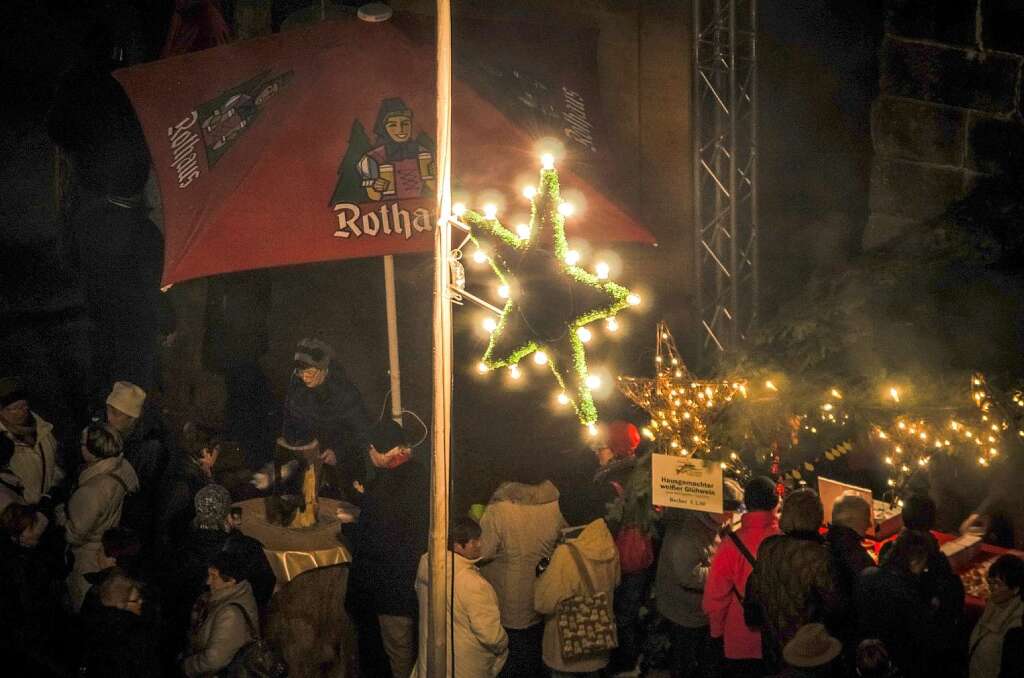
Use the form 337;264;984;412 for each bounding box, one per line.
460;161;634;424
617;321;747;456
870;372;1015;501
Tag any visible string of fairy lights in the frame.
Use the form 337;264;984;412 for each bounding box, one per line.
446;152;1023;497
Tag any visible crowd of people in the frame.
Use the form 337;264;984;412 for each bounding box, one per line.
2;341;1024;678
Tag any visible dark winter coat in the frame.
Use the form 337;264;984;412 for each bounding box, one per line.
856;565;941;678
347;458;430;617
157;455;210;547
283;367;372;455
80;602;162;678
745;530;845;672
95;407;171;547
825;523;874;645
1000;625;1024;678
224;530;277;611
0;537;71;674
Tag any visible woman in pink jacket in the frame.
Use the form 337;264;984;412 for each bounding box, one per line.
701;476;780;678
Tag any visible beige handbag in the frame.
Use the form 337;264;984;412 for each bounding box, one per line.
554;542;618;662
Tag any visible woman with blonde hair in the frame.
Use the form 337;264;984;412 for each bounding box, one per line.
59;422;139;610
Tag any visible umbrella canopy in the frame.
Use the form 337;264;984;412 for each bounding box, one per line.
115;14;655;286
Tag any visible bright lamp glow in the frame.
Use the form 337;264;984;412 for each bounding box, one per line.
452;203;466;217
565;250;581;266
483;203;498;219
497;284;510;299
533;351;548;365
541;153;555;170
472;249;487;264
557;392;570;405
595;261;610;279
558;202;575;217
522;186;537;200
482;317;497;332
516;223;531;239
606;317;619;332
626;293;641;306
476;362;488;373
585;374;601;389
577;327;592;343
509;365;522;380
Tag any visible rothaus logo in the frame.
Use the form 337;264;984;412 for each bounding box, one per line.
332;202;433;240
167;112;202;189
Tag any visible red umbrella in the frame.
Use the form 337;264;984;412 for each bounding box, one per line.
115;14;655;286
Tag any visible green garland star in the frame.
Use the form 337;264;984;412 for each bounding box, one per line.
462;166;632;424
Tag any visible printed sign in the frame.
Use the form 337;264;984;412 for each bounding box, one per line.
651;454;724;513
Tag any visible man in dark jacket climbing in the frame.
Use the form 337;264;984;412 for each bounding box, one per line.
347;418;429;678
281;338;374;499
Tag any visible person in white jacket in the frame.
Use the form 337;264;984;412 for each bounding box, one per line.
59;422;139;610
0;377;63;505
413;520;509;678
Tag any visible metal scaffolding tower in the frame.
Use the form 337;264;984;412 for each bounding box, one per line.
693;0;759;356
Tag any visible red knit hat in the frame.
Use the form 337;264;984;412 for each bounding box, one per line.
608;421;641;458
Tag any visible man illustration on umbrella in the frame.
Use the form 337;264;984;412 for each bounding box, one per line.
331;97;435;204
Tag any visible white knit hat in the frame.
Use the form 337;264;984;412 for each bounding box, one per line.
106;381;146;419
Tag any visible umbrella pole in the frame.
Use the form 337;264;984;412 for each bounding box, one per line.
428;0;454;675
383;255;403;423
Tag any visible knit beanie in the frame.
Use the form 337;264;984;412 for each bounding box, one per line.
0;377;28;408
106;381;146;419
194;484;232;530
744;475;779;512
294;338;334;371
608;421;641;458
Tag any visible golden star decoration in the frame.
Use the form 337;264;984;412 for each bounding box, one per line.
617;321;746;456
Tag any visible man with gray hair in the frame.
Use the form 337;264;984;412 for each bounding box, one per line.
826;493;875;584
825;492;875;655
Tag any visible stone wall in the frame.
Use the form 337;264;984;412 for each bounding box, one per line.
865;0;1024;248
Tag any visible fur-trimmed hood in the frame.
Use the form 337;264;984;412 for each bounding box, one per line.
488;480;560;506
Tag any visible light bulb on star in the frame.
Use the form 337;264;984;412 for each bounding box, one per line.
516;223;531;240
497;284;510;299
557;392;570;405
483;204;498;219
509;365;521;380
472;249;488;264
452;203;466;217
558;202;575;217
585;374;601;389
606;317;619;332
577;327;592;343
626;293;641;306
541;153;555;170
522;186;537;200
565;250;581;266
534;351;549;365
482;317;497;333
595;262;610;279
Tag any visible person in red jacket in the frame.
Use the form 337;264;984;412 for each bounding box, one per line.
702;476;780;678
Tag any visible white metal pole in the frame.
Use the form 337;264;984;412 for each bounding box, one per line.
428;0;454;674
383;254;403;423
